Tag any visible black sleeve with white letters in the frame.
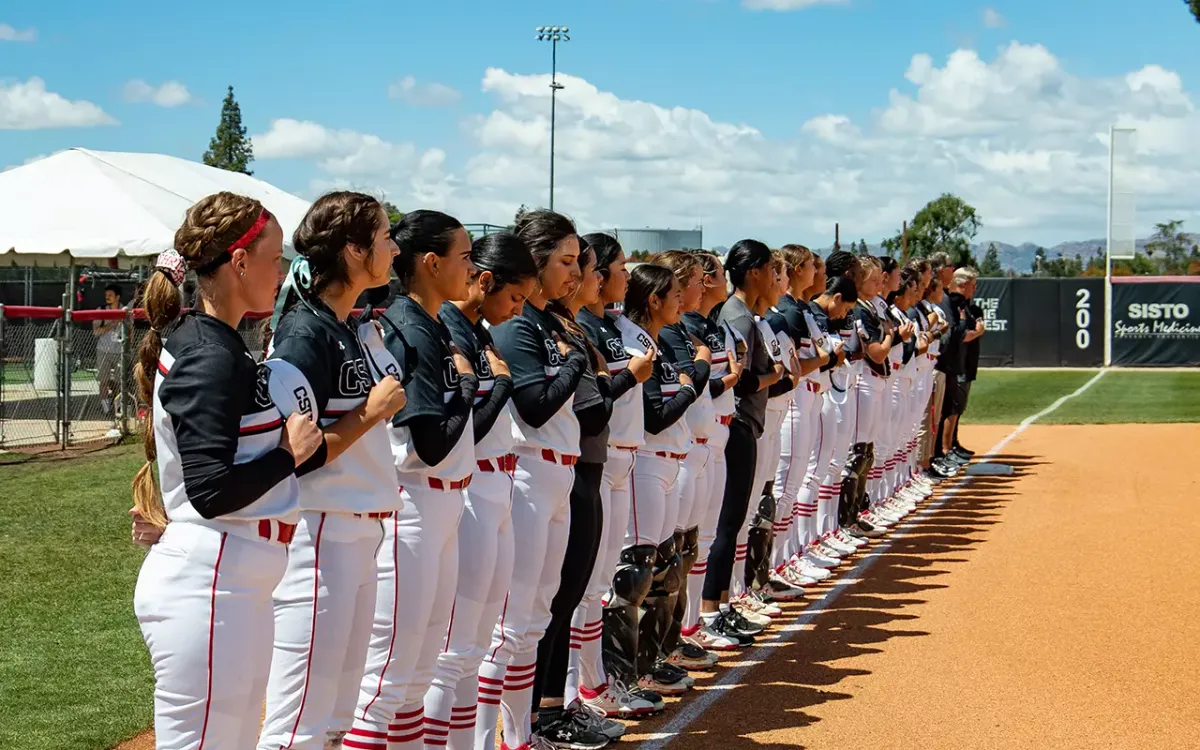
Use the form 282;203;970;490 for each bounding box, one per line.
159;343;296;519
494;316;587;428
270;332;335;417
642;361;698;435
658;325;710;396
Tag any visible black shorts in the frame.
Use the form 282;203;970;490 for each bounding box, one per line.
941;376;968;418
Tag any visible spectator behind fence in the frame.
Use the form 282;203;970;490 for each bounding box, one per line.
92;284;124;415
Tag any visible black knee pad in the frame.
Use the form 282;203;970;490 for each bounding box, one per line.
745;527;772;588
679;526;700;572
751;491;777;532
610;544;656;607
658;536;684;596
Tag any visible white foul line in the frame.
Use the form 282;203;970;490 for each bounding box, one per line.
636;368;1108;750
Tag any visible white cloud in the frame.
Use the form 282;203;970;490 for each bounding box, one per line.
982;7;1006;28
0;77;117;130
251;42;1200;248
0;23;36;42
387;76;462;107
742;0;848;9
122;79;192;107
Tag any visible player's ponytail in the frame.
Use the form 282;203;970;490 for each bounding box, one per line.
134;191;267;528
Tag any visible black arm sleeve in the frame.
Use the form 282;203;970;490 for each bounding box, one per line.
508;349;588;428
159;345;297;519
472;376;513;443
658;327;711;396
691;360;711;393
709;375;728;399
609;368;638;400
727;315;764;397
643;376;698;435
405;373;479;467
768;375;795;397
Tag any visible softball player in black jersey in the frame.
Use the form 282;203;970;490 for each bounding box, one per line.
425;233;536;750
678;252;744;652
345;211;479;750
573;235;659;719
619;264;699;696
534;239;629;748
482;210;588;750
257;193;408;750
131;195;323;750
701;240;785;646
650;251;719;672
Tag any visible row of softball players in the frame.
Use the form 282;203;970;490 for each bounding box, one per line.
127;191;735;750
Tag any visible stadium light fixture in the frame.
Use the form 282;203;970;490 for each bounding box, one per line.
536;24;570;210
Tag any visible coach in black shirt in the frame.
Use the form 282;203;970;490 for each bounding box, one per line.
936;267;983;460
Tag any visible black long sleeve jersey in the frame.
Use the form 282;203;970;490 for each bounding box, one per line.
269;299;399;514
378;296;478;483
440;302;517;461
578;308;644;450
153;311;299;525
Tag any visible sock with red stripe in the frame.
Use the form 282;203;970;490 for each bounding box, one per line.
392;705;425;750
565;603;604;704
499;659;536;749
474;661;505;750
729;542;748;598
682;552;708;633
446;676;478;750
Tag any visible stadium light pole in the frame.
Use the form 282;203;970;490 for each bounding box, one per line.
536;25;569;211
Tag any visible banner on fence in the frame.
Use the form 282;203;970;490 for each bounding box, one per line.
974;279;1013;367
967;278;1105;367
1111;278;1200;366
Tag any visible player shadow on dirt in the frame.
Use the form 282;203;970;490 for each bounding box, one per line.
632;467;1028;749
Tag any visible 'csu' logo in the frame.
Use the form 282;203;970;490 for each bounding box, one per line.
1127;303;1190;320
443;355;463;389
605;337;627;361
254;367;273;409
338;359;372;396
292;386;313;417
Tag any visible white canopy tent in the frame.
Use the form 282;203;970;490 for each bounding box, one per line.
0;148;311;267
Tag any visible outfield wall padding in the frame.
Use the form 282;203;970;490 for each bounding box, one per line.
970;277;1197;367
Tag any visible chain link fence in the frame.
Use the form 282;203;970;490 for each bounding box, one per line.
0;306;278;450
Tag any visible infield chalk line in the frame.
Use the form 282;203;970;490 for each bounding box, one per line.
636;368;1109;750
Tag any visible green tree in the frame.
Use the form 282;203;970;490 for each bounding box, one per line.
1112;254;1158;276
979;243;1004;277
884;193;981;266
1189;0;1200;23
1031;247;1048;276
203;86;254;175
382;201;404;225
1145;219;1191;274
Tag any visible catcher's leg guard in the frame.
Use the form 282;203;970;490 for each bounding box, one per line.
856;443;876;515
602;544;655;685
666;527;699;654
745;490;777;591
637;537;678;676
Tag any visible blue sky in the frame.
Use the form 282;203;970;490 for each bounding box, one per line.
3;0;1199;249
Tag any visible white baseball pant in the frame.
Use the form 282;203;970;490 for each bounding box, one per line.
258;512;383;750
135;522;287;750
424;462;516;750
628;451;682;547
569;446;635;700
344;484;465;750
683;419;728;635
854;373;887;506
823;378;858;537
476;450;574;750
775;388;820;564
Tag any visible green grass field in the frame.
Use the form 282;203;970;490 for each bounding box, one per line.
0;445;152;750
963;370;1200;424
0;368;1196;750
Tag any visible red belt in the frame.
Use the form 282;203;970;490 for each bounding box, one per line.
694;437;709;445
258;519;296;544
429;475;472;491
655;451;688;460
614;445;639;452
356;511;394;520
717;414;733;426
478;454;517;473
541;448;579;466
806;381;821;393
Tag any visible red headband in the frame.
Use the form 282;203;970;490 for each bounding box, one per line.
229;208;272;252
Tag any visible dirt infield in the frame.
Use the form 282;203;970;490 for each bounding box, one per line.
112;423;1200;750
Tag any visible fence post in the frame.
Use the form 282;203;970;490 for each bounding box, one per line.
119;310;131;438
60;294;71;449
